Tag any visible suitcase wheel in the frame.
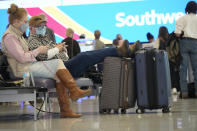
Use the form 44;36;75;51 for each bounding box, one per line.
136;108;145;114
106;109;111;114
162;107;170;113
121;109;126;114
99;109;107;114
114;109;119;114
99;109;112;114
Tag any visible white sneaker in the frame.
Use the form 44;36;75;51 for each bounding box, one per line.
171;88;178;95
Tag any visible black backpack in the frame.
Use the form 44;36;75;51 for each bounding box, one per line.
0;50;10;80
0;50;23;87
165;32;182;66
84;65;103;84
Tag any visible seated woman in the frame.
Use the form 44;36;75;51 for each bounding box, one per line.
1;4;91;118
28;15;136;78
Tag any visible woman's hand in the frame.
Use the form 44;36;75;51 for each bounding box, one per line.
56;42;67;52
37;45;49;54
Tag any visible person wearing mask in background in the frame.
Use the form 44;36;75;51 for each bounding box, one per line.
39;13;56;43
93;30;105;50
113;34;122;47
1;4;91;118
28;15;137;78
61;28;81;59
174;1;197;98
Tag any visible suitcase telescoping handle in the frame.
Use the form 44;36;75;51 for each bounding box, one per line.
145;49;159;108
136;48;157;54
122;60;130;108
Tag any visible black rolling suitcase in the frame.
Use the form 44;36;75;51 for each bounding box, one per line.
99;57;136;114
135;49;171;114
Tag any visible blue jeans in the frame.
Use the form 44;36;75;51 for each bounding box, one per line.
179;39;197;93
64;48;119;78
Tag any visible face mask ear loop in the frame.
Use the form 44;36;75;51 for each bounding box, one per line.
20;23;28;33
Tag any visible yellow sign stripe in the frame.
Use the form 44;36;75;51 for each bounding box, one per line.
41;6;112;44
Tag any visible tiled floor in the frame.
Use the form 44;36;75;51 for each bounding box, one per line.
0;95;197;131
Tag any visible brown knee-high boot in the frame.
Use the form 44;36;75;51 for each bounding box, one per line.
56;83;82;118
56;69;91;101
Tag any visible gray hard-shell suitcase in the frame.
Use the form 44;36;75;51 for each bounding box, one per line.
99;57;136;114
135;49;171;114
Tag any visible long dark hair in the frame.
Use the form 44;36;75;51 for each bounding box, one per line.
185;1;197;14
158;26;169;42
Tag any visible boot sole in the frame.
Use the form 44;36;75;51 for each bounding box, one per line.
122;40;129;57
71;90;91;101
60;115;82;118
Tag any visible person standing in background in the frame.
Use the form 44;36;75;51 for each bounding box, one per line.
174;1;197;98
146;32;154;43
93;30;105;50
113;34;122;47
158;26;169;50
62;28;81;59
92;30;105;71
152;27;169;49
146;32;157;48
158;26;181;94
79;34;85;39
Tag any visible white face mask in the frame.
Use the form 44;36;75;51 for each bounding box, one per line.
19;23;29;33
35;26;46;36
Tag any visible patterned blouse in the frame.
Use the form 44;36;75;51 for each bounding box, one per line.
28;34;69;61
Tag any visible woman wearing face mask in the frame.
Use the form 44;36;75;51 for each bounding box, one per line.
1;4;91;118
